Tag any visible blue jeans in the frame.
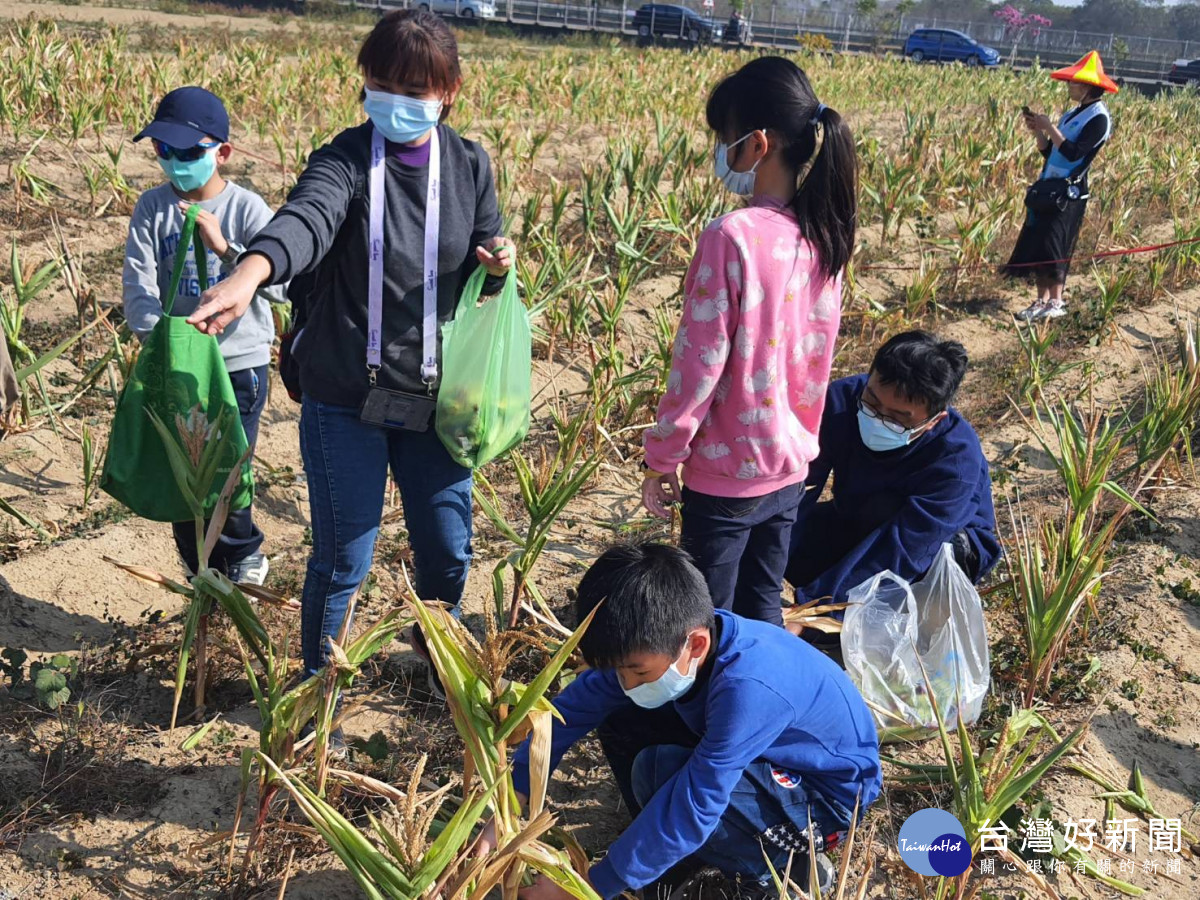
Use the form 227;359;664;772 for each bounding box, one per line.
680;484;802;627
631;743;852;887
172;364;267;574
299;396;473;676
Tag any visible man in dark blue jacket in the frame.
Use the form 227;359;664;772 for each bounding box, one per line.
486;543;882;900
785;331;1001;626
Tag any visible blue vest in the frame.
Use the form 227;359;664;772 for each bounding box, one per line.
1040;101;1111;181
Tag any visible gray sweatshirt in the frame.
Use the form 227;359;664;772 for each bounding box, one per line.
123;180;282;372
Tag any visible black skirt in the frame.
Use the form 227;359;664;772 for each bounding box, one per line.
1003;196;1087;282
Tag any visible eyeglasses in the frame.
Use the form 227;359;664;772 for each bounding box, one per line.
857;395;935;435
152;139;220;162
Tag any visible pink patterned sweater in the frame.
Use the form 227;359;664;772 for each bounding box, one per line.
644;198;842;499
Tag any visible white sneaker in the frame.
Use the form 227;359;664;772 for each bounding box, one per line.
228;553;270;587
1015;300;1067;322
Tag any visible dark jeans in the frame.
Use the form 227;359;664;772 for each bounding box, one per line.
786;501;981;590
298;396;473;677
680;484;801;627
172;364;267;574
599;705;851;889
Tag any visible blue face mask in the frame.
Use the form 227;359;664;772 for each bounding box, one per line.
363;89;444;144
714;132;760;196
857;406;919;452
159;148;217;193
622;650;699;709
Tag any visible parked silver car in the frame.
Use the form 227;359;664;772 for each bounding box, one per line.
419;0;496;18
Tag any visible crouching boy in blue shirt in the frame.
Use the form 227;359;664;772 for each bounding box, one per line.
492;543;881;898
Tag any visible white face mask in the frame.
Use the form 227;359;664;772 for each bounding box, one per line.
622;648;700;709
714;132;761;196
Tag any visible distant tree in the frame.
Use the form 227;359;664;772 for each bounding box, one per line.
855;0;878;15
1111;36;1130;68
1073;0;1154;36
1171;2;1200;43
994;4;1052;62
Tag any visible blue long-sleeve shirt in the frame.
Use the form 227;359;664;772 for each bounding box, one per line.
795;374;1000;604
512;610;881;898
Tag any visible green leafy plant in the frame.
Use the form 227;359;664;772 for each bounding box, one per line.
1020;396;1145;554
80;424;104;510
1007;501;1122;705
475;404;604;629
1067;759;1200;846
1012;322;1081;405
890;698;1087;900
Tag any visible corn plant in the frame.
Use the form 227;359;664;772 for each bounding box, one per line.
1012;322;1081;405
300;590;603;900
860;158;922;247
1120;316;1200;479
1066;760;1200;846
80;424;103;510
1019;396;1145;554
260;751;502;900
225;599;410;870
1087;265;1134;340
475;404;604;629
105;405;263;729
890;698;1087;900
2;240;60;422
902;256;941;321
107;404;408;866
1007;500;1122;706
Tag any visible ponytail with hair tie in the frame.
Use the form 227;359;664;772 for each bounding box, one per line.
705;57;857;284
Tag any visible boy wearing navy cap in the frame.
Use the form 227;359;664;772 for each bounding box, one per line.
123;86;284;584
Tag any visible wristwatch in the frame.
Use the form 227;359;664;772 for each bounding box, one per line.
220;244;242;267
641;460;665;479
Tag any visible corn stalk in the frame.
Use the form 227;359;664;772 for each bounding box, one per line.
407;588;600;900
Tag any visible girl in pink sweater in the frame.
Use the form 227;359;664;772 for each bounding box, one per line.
642;57;858;626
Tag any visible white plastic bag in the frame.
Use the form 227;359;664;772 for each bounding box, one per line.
840;543;990;743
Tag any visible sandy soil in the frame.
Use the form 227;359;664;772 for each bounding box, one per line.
0;7;1198;900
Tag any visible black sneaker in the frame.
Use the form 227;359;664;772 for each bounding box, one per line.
641;859;713;900
408;625;446;701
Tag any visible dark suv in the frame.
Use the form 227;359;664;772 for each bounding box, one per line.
632;4;722;43
1168;59;1200;84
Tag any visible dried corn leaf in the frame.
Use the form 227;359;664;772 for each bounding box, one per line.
528;708;553;818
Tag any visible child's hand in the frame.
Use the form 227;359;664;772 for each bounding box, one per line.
177;200;229;258
473;818;497;858
476;237;514;277
642;468;682;520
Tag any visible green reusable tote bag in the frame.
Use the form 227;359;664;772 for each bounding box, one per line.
436;266;531;469
101;204;253;522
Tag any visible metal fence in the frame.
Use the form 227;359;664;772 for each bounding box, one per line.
357;0;1196;78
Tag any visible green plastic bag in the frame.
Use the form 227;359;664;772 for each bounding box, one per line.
436;266;531;469
101;205;253;522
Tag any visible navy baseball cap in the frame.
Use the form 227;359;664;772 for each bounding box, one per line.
134;86;229;147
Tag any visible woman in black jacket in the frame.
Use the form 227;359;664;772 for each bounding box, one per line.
188;11;513;700
1005;50;1116;321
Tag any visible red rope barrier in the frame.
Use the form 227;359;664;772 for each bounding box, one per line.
858;235;1200;274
